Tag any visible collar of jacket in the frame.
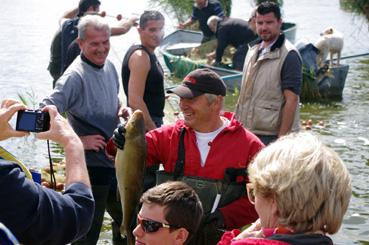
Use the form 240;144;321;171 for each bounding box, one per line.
81;53;104;69
249;33;285;51
176;111;242;134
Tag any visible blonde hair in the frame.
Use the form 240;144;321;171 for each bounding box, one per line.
248;132;351;234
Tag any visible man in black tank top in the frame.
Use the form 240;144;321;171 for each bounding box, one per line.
121;10;165;131
121;11;165;211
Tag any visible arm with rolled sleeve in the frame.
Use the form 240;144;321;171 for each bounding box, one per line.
0;103;94;245
0;99;94;244
279;50;302;137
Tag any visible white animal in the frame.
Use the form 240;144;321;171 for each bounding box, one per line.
314;27;344;67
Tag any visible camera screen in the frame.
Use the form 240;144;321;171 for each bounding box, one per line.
17;112;37;131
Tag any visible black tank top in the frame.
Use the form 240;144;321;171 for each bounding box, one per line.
122;45;165;118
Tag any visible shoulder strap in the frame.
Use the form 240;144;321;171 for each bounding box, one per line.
138;45;156;65
173;127;186;180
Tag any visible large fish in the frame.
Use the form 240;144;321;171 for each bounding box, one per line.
115;110;146;245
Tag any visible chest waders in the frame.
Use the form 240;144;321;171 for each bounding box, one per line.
156;128;247;214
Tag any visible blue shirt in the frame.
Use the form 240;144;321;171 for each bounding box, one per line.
192;0;224;37
0;159;94;245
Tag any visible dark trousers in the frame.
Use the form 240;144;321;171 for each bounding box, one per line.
256;134;278;146
72;167;123;245
187;223;224;245
232;43;249;71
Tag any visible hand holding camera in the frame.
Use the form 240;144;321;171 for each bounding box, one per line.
0;99;80;149
35;105;82;148
0;99;30;141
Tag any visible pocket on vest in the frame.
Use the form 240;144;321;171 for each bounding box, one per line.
252;100;281;131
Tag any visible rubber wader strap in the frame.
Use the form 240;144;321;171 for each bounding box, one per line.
224;168;248;183
173;127;186;180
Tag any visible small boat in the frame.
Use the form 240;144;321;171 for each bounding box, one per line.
159;30;245;89
297;43;349;100
317;65;349;99
159;23;349;100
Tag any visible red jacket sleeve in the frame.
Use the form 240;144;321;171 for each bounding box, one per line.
220;195;258;229
220;126;264;229
217;229;241;245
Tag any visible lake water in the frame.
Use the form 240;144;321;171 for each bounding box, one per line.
0;0;368;244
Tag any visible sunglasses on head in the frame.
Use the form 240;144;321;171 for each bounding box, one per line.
137;214;179;233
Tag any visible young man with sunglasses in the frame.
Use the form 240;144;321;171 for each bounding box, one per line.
133;181;203;245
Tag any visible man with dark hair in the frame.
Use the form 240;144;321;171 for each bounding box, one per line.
206;15;257;70
121;10;165;193
122;10;165;132
113;68;264;245
133;181;203;245
235;1;302;145
178;0;225;43
78;0;101;16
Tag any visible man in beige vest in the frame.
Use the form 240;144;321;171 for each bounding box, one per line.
235;1;302;145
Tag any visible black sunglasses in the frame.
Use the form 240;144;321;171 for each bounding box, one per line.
137;214;179;233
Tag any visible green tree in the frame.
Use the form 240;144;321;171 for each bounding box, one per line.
340;0;369;21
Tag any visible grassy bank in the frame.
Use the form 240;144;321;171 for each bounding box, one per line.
340;0;369;21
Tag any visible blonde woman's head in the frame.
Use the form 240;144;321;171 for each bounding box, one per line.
248;132;351;234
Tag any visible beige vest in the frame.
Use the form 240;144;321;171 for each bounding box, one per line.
235;37;300;135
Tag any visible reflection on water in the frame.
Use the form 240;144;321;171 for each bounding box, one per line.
0;0;368;244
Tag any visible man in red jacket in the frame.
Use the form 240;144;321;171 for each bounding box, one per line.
113;68;264;245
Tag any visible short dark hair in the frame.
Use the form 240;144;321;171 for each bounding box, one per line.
139;10;165;28
140;181;203;241
256;1;282;20
78;0;101;17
